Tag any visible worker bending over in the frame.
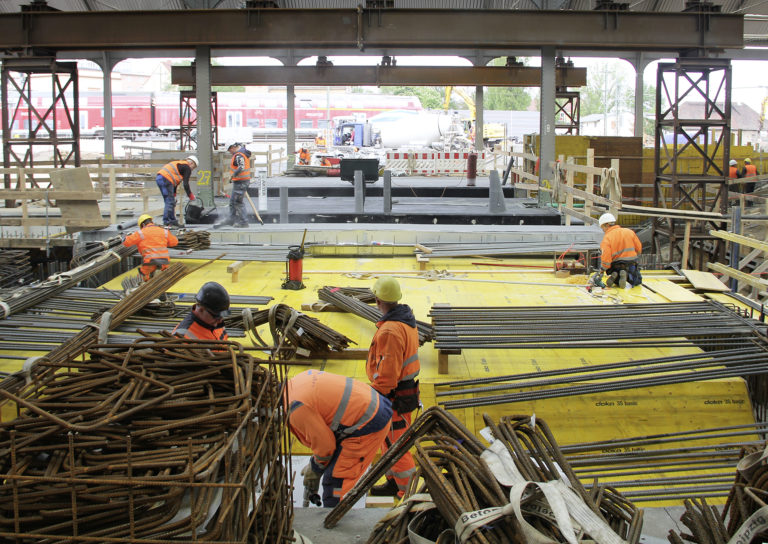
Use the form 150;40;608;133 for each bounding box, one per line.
298;147;311;165
366;276;420;498
122;214;178;282
222;141;251;228
598;213;643;289
156;156;198;227
173;282;230;341
286;370;392;507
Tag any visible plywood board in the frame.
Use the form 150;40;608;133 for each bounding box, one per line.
48;167;108;233
642;278;704;302
682;269;729;292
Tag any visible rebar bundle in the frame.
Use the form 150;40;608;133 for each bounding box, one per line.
318;286;434;345
0;337;292;544
429;301;762;351
331;408;641;544
71;236;125;266
414;240;600;258
0;242;135;320
230;303;355;358
176;229;211;251
437;345;768;409
0;249;33;288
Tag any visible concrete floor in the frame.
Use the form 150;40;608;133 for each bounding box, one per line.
292;505;687;543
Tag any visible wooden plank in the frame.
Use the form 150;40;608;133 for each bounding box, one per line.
681;269;729;292
0;237;75;249
681;221;691;268
48;167;106;234
622;203;727;220
0;190;102;200
642;278;704;302
707;262;768;291
0;218;110;227
561;206;598;225
305;349;369;360
559;184;615;207
710;230;768;253
227;260;247;283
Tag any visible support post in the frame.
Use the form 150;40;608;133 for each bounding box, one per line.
475;85;484;153
195;46;214;208
354;170;365;213
539;46;556;208
100;52;115;160
280;186;289;223
383;170;392;213
287;84;296;168
489;170;506;213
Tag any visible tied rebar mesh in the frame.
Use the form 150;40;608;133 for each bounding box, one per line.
0;337;292;544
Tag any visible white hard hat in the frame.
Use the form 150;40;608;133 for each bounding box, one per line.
186;155;198;167
729;159;737;166
225;141;240;150
598;213;616;227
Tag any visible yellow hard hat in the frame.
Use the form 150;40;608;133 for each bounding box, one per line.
138;214;153;227
372;276;402;303
745;158;752;164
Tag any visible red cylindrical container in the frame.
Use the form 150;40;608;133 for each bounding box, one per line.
288;257;303;281
466;152;477;187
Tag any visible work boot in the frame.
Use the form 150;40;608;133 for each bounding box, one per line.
234;222;249;228
165;220;181;228
606;272;618;288
369;478;399;497
618;270;628;289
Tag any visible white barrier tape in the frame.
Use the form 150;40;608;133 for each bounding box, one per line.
728;505;768;544
0;301;10;320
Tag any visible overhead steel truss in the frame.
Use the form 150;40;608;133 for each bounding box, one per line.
651;57;731;268
1;57;80;208
555;89;580;135
170;65;587;87
179;90;218;152
0;9;743;54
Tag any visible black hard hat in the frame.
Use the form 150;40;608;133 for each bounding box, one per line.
195;282;231;318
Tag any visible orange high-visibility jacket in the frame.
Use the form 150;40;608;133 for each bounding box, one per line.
600;225;641;269
729;166;739;179
230;151;251;182
123;224;178;267
366;317;420;397
157;160;187;187
173;312;228;342
286;370;384;472
744;164;758;177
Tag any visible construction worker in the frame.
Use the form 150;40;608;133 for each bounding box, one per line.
366;276;420;498
597;213;643;289
320;156;332;167
286;370;392;508
173;282;230;342
156;156;198;227
298;147;311;165
224;141;251;228
122;214;178;282
315;132;326;149
740;158;759;194
728;159;740;180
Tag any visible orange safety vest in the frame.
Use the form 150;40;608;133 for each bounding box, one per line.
745;164;757;177
123;224;178;266
173;312;228;342
600;225;642;269
729;166;739;179
315;136;326;147
157;160;187;187
286;370;384;472
299;149;311;165
366;317;420;398
229;151;251;182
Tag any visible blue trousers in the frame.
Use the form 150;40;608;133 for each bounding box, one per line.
156;175;176;225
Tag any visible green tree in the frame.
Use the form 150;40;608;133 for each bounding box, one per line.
380;86;446;109
483;57;532;111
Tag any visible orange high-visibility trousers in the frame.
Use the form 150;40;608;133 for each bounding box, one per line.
381;410;417;496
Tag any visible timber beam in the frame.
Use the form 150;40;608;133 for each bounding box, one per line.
0;9;743;53
171;65;587;87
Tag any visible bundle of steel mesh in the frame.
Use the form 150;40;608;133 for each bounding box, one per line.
318;286;434;345
230;303;355;358
331;408;641;543
176;229;211;251
0;337;292;544
0;249;33;288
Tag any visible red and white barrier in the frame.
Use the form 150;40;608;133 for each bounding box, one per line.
384;151;497;176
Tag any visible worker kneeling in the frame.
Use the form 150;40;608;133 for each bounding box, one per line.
286;370;392;507
122;214;178;282
598;213;643;289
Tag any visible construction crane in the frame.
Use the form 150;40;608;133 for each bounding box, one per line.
443;86;506;147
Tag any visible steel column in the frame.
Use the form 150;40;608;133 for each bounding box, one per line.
194;46;213;208
539;46;556;207
651;58;731;266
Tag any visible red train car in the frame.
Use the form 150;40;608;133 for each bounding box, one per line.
6;91;422;140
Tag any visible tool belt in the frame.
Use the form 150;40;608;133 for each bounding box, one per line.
389;378;420;414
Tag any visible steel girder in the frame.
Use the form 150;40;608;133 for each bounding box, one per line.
651;57;732;268
170;65;587;87
0;9;743;53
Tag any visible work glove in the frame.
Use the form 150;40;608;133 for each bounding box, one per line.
189;193;195;201
301;463;322;507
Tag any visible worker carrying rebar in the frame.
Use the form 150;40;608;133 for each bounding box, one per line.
366;276;421;498
595;213;643;289
286;370;392;508
220;141;251;228
173;282;230;341
156;156;198;227
122;214;179;282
